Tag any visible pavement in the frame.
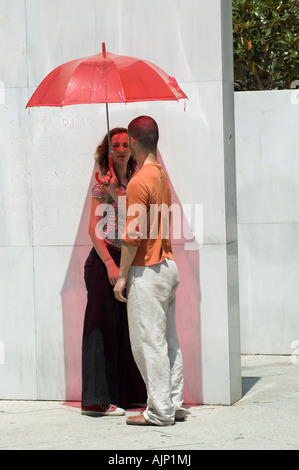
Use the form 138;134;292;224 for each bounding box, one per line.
0;355;298;452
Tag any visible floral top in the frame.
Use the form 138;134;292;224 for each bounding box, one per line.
91;182;127;249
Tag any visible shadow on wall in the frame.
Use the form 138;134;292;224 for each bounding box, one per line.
60;165;95;403
60;153;203;405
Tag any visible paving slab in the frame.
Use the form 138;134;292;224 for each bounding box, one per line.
0;355;298;452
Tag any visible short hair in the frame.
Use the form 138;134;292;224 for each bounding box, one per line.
128;116;159;152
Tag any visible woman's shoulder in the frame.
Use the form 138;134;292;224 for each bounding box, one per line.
91;183;109;200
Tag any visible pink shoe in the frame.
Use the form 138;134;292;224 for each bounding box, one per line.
81;404;125;416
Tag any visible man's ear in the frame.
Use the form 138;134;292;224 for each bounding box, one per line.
129;135;136;147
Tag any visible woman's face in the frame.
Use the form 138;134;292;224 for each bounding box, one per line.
110;132;130;167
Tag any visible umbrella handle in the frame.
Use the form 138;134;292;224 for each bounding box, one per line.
95;171;101;183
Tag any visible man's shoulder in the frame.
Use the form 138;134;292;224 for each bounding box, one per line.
127;170;147;189
126;171;150;204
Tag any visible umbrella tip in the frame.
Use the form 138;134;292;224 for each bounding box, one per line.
102;42;106;58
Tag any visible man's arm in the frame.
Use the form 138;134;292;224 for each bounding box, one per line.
113;242;138;302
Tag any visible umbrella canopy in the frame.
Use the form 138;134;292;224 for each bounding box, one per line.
26;43;187;156
26;43;187;107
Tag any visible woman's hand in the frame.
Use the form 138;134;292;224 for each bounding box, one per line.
95;155;118;195
105;258;119;286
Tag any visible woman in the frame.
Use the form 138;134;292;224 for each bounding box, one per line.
81;127;146;416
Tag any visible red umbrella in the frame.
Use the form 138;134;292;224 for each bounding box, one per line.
26;43;187;153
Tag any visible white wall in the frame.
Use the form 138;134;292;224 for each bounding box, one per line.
235;90;299;354
0;0;241;403
1;1;297;404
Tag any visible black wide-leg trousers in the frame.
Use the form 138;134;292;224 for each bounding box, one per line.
81;246;146;407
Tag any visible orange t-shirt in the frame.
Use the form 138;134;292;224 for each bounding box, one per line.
122;162;175;266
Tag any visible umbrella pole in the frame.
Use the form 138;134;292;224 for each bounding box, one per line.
106;102;111;155
102;44;111;155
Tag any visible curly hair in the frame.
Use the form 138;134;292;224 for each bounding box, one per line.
95;127;137;186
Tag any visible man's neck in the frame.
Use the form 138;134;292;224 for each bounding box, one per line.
137;151;157;168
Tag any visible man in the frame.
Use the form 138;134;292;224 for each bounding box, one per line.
114;116;186;426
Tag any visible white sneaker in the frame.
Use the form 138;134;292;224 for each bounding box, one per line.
81;404;125;416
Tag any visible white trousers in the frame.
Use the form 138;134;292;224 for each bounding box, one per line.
127;258;185;425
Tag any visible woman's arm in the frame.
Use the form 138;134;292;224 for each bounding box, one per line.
88;197;119;285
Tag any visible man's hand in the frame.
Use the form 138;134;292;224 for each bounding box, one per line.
113;276;127;303
114;241;138;303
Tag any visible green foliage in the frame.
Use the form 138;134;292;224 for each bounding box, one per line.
233;0;299;90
